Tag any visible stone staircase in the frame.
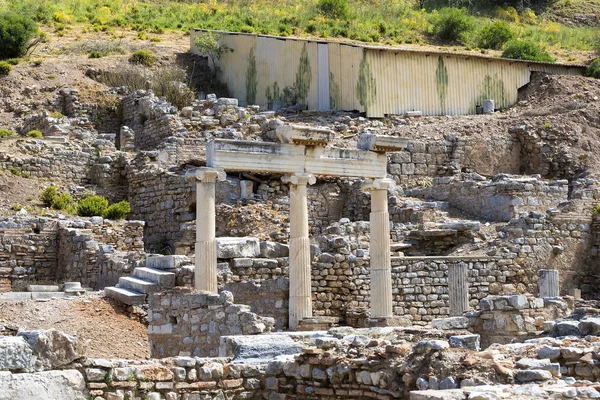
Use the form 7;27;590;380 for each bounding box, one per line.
104;256;177;305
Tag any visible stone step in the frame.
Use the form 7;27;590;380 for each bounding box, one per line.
133;267;176;287
118;276;160;295
104;286;145;306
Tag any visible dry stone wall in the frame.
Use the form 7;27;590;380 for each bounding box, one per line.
148;288;274;358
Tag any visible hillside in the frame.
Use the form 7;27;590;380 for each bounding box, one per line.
0;0;598;65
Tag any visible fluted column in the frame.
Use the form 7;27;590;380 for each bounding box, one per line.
185;168;226;293
448;262;469;316
539;269;559;298
364;178;395;318
283;173;316;330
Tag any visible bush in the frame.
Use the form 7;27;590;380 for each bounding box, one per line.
0;12;37;59
129;49;155;67
52;191;72;210
0;129;15;137
585;58;600;79
26;129;42;138
502;39;555;62
9;167;21;176
104;200;131;220
594;204;600;216
89;51;102;58
6;58;19;65
429;8;473;43
77;195;108;217
477;21;514;50
317;0;350;19
40;185;58;207
0;62;12;76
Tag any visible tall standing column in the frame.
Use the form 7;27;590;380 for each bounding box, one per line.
283;173;316;330
448;262;469;316
185;168;226;293
364;178;395;318
539;269;560;298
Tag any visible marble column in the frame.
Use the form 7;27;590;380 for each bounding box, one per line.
185;168;226;293
364;178;395;318
283;173;316;330
539;269;559;298
448;262;469;316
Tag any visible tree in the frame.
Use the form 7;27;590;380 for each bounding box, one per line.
0;12;37;59
193;31;233;73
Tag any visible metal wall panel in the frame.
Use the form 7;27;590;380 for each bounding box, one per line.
191;29;585;117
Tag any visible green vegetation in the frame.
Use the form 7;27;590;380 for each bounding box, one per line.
5;58;19;65
429;8;473;42
9;167;22;176
0;1;596;60
593;204;600;217
501;39;555;62
129;49;155;67
11;204;22;212
477;21;514;49
0;12;37;59
26;129;43;138
40;186;58;207
0;61;12;75
585;58;600;79
52;192;72;210
89;50;102;58
0;129;15;137
193;32;233;71
77;195;108;217
104;200;131;220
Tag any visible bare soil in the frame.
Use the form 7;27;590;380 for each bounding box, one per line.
0;294;149;359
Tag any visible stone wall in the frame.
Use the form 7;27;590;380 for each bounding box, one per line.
409;175;569;222
0;218;58;292
148;288;274;358
387;134;521;185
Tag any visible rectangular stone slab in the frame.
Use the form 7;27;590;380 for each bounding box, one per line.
207;139;388;179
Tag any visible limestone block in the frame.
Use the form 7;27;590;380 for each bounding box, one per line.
259;241;289;258
0;336;33;371
449;335;480;351
216;237;260;259
431;316;469;330
515;369;552;382
0;370;86;399
357;133;408;152
18;329;83;369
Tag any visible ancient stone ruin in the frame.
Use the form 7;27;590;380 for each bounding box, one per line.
1;62;600;400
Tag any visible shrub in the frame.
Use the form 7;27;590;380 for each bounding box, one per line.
6;58;19;65
89;51;102;58
11;204;22;211
0;129;15;137
0;62;12;76
594;204;600;216
502;39;555;62
26;129;42;138
77;195;108;217
40;185;58;207
317;0;350;19
21;171;30;178
429;8;473;43
52;191;72;210
0;12;37;59
104;200;131;220
477;21;514;50
585;58;600;79
129;49;155;67
9;167;21;176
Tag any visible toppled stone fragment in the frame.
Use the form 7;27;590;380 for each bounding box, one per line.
413;340;449;354
0;336;33;371
449;335;480;351
515;369;553;382
431;317;469;330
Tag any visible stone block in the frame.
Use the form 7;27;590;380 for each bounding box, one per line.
0;336;33;371
449;335;480;351
216;237;260;259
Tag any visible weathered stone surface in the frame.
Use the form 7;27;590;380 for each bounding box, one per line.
259;241;289;258
217;237;260;259
413;340;449;354
553;321;581;337
18;329;84;369
0;336;33;371
579;317;600;335
515;369;552;382
449;335;480;351
0;369;86;399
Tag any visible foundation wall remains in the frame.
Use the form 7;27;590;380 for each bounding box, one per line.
148;288;274;358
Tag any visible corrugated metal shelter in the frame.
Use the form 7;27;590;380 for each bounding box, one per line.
191;29;585;118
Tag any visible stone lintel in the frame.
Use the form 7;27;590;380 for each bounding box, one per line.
357;133;409;153
282;173;316;186
276;124;334;146
185;167;226;183
362;178;395;192
304;147;387;179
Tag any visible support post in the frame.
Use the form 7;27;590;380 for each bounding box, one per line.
363;178;395;318
448;262;469;316
185;168;226;293
283;173;316;330
539;269;560;298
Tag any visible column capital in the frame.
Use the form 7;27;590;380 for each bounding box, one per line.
362;178;395;192
185;167;226;183
282;173;316;186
